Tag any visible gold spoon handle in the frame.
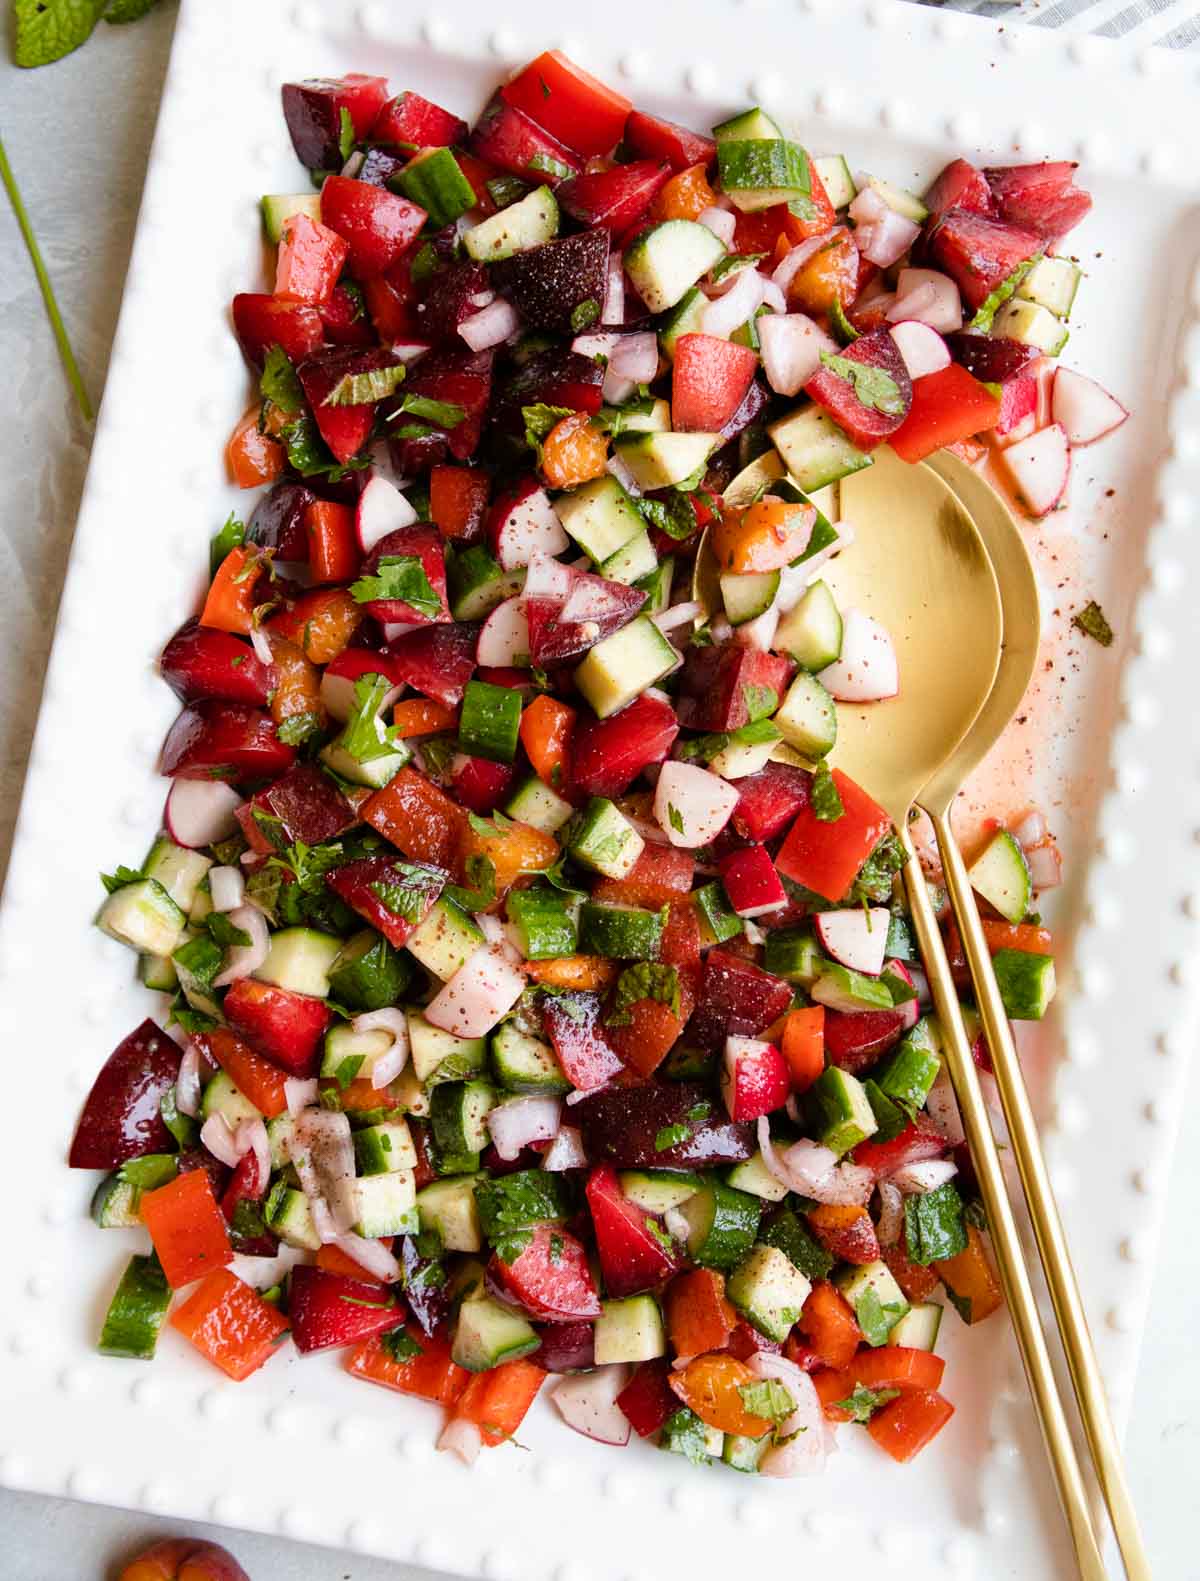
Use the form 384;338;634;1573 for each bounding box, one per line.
901;830;1110;1581
931;810;1151;1581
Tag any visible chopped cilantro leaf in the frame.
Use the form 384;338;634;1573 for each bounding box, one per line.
341;673;402;763
337;106;356;163
379;1326;424;1363
666;803;685;836
100;862;144;895
1071;600;1113;647
391;392;465;428
276;710;323;746
833;1383;900;1424
260;343;304;415
521;401;574;462
738;1379;796;1422
210;513;245;577
350;554;442;616
811;759;844;822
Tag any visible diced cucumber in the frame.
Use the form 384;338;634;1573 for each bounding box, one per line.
320;739;410;790
458;679;522;764
407;1011;487;1085
321;1023;395;1088
354;1119;417;1176
658;286;710;358
394;146;476;228
992;948;1057;1020
447;545;525;622
390;1064;429;1117
769;405;872;494
506;886;578;959
91;1174;143;1229
574;615;678;719
613;430;716;490
255;926;342;998
635;556;674;615
266;1114;295;1170
679;1180;762;1270
1022;255;1082;320
599;529;658;587
775;580;843;671
862;175;928;224
328;928;413;1011
721;569;780;626
811;961;896;1013
430;1079;498;1156
723;448;786;509
874;1024;942;1115
990;298;1069;356
490;1022;570;1094
138;953;179;993
967;830;1031;925
760;1206;834;1282
261;192;321;243
693;881;744;947
504;774;574;835
553;473;645;565
618;1169;702;1214
835;1260;910;1347
713;107;784;143
453;1292;541;1371
98;1252;172;1360
200;1070;262;1127
723;1432;771;1473
578;901;664;959
710;252;766;288
623;220;727;314
265;1183;322;1251
774;670;837;759
188;883;213;926
662;1410;723;1462
708;733;779;780
462;184;559;262
806;1066;878;1157
603;395;672;435
474;1170;570;1241
564;796;644;879
415;1173;483;1252
888;1301;943;1352
143;836;213;912
813;154;857;210
727;1244;812;1343
718;139;814;214
406;898;485;981
763;926;824;986
593;1294;666;1364
354;1170;418;1238
726;1151;790;1203
97;879;187;958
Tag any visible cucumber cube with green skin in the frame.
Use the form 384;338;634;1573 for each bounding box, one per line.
693;881;744;947
91;1174;143;1229
718;139;814;213
504;775;575;835
967;830;1031;925
727;1244;812;1343
990;298;1070;356
143;836;213;912
679;1180;762;1270
354;1170;418;1238
321;1023;395;1087
618;1170;703;1214
992;949;1057;1020
574;616;678;719
138;953;179;993
416;1175;483;1251
599;529;658;587
458;680;522;764
554;474;645;565
759;1206;834;1282
806;1066;878;1157
775;580;843;671
635;556;674;615
565;796;644;879
490;1023;571;1094
709;726;779;779
721;569;780;626
98;1253;172;1360
578;901;664;959
873;1029;942;1115
725;1150;790;1203
265;1184;322;1251
354;1119;417;1176
320;739;410;790
623;220;727;313
763;926;825;985
255;926;343;999
261;192;321;243
813;154;857;210
723;1432;771;1473
658;286;709;358
98;879;187;958
713;107;784;143
774;670;837;758
328;928;413;1011
768;405;872;494
864;1079;907;1143
462;184;559;262
810;962;895;1013
430;1079;498;1156
266;1113;296;1170
406;899;485;981
593;1294;666;1365
506;886;577;959
200;1070;262;1128
187;884;213;926
407;1012;487;1085
835;1260;910;1347
394;146;476;227
1022;255;1082;320
452;1293;541;1372
612;431;717;490
888;1301;943;1352
447;545;525;622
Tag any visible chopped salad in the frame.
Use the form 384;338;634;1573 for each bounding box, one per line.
74;49;1115;1475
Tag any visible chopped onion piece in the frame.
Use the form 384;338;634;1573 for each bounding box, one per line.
701;267;762;338
351;1008;410;1088
285;1077;318;1116
438;1418;482;1465
487;1095;562;1161
1012;809;1047;848
177;1044;202;1119
876;1181;904;1246
652;600;702;633
211;904;270;988
857;208;920;268
758;278;787;314
926;1068;965;1147
698;206;736;247
602;366;636;405
609;331;658;383
601;256;625;325
294;1109;358;1232
208;865;245;913
333;1232;401;1283
848;186;889;226
890;1158;959;1193
200;1113;242;1169
1026;842;1062;890
542;1124;587;1171
459;297;520;351
235;1117;271;1184
753;1355;827;1478
249;623;273;666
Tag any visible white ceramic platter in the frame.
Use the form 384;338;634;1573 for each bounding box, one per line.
2;2;1199;1577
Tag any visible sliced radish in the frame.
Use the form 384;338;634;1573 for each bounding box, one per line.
559;572;642;626
602;366;636;405
654;761;740;849
425;946;526;1038
609;331;658;383
165;779;243;848
552;1365;632;1446
817;608;899;702
891;268;963;334
758;313;834;397
1000;423;1071;517
493;486;569;570
1051;366;1129;446
889;321;950;381
882;958;920;1031
732;603;781;654
813;908;891;976
356;475;417;554
209;865;245;913
476;596;530;667
522;550;573;603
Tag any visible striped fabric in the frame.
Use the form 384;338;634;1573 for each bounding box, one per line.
907;0;1200;47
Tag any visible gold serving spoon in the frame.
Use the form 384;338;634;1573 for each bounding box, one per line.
920;452;1150;1581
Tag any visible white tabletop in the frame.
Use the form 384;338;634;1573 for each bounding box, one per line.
2;6;1196;1576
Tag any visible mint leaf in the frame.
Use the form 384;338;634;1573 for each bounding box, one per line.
678;718;781;765
210;513;245;577
444;852;497;913
654;1123;689;1152
818;351;906;417
904;1180;968;1266
368;874;432;923
391;393;465;428
521;402;574;462
969;253;1041;332
380;1326;424;1363
811;760;844;822
14;0;105;66
737;1379;795;1422
260;344;303;414
280;410;371;479
338;106;356;164
1071;599;1113;648
570;298;601;332
742;684;778;724
829;299;860;345
100;863;144;895
341;673;401;763
350;555;442;616
666;803;685;836
847;830;904;905
637;491;699;542
325;363;407;407
528;151;574;182
276;711;323;746
607;962;680;1028
832;1383;900;1424
267;837;345;893
205;912;251;950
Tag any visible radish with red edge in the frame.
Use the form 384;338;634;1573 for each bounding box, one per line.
717;845;788;918
1051;366;1129;446
1000;423;1071;517
552;1365;632;1446
882;959;920;1031
476;596;529;668
654;762;740;849
485;476;569;569
889;322;950;382
319;649;403;722
817;609;899;703
356;474;417;554
994;368;1039;441
164;779;244;849
759;314;835;398
426;946;526;1038
721;1036;790;1122
813;909;891;977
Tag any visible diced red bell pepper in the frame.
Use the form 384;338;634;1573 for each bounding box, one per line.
281;74;390;170
451;754;517;815
823;1009;906;1074
623;109;715;173
231;292;324;368
326;854;446;948
852;1117;946;1181
319;175;426;279
199;545;266;634
304;498;360;584
501;51;631;156
171;1269;290;1381
159;701;295;783
196;1029;289;1120
570;696;679;799
346;1328;468;1405
387;622;478;708
140;1169;233;1289
585;1163;682;1298
844;1345;947;1396
288;1265;404;1354
452;1358;546;1447
888;362;1001;465
68;1020;181;1170
804;325;912;452
925;207;1043;312
540;990;625;1091
275;213;348;306
923;158;995;220
672;334;759;434
297;346;404;465
721;1036;790;1122
780;1006;825;1093
355;524;450;625
717;845;788;919
867;1388;955;1462
983;161;1092;246
490;1223;602;1321
807;1203;881;1266
689;948;793;1049
558;160;672;232
731;762;811;843
429;464;490;544
775;768;891;903
469;93;582;185
617;1357;678;1436
222;978;333;1077
372;90;467;150
363;765;468;873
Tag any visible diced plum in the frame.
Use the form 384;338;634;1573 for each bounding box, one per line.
944;332;1038;384
925;208;1043;312
320;281;376;347
983;161;1092;246
69;1020;181;1170
289;1265;404;1354
672;335;759;434
327;854;446;947
677;644;793;733
585;1164;681;1297
624;110;716;173
823;1009;905;1074
525;576;646;667
534;1320;596;1373
689;948;793;1050
319;176;426;280
388;346;494;471
159;702;296;782
451;754;517;815
247;479;316;562
730;759;811;842
281;75;390;170
617;1357;678;1435
570;696;679;799
490;1223;602;1319
387;622;478;706
804;326;912;451
231;293;324;368
807;1205;880;1265
399;1232;451;1336
223;978;333;1077
492;230;611;333
298;347;405;465
263;761;357;845
419;259;492;344
573;1082;755;1170
490;346;604;434
540;991;625;1091
853;1118;946;1182
160;619;271;706
923;158;995;220
558;161;672;233
468;92;583;185
717;377;770;445
355;524;450;625
372;91;468;150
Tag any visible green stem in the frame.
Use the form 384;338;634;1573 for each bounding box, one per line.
0;131;93;423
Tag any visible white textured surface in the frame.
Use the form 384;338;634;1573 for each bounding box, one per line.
1;2;1200;1579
